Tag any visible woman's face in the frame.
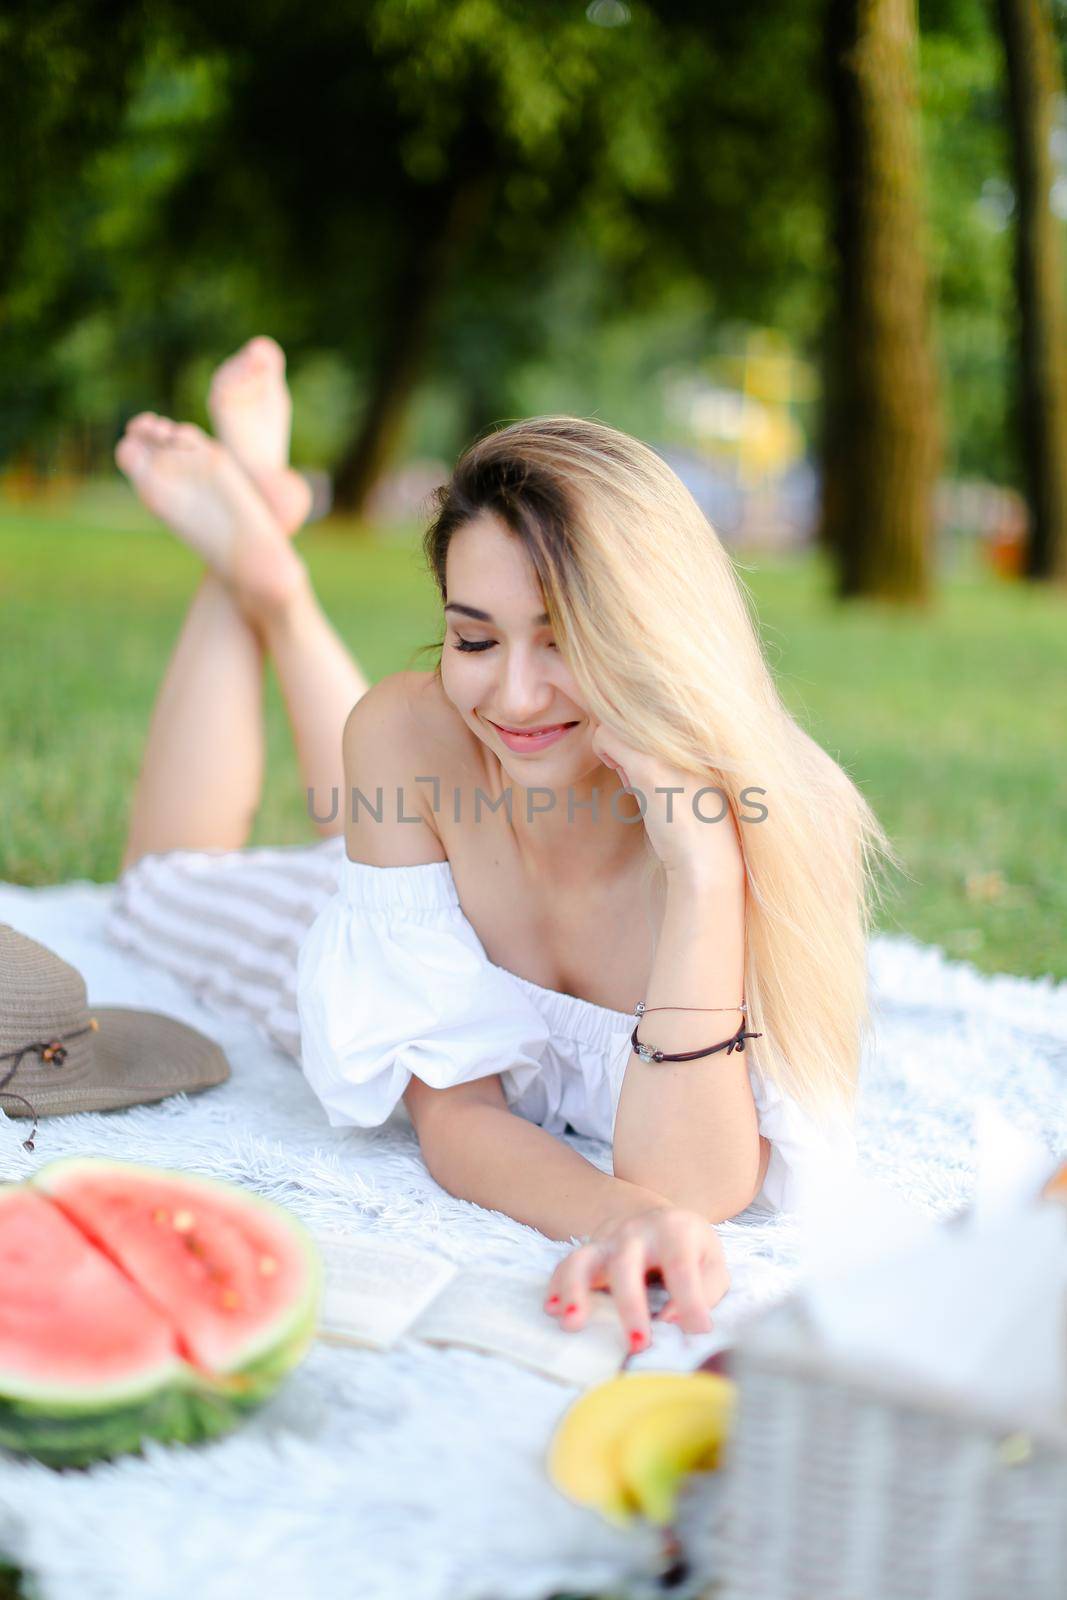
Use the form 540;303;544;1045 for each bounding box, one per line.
439;513;597;776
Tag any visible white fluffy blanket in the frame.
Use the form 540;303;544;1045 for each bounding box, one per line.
1;875;1065;1600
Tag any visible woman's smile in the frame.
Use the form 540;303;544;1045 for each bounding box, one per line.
484;718;579;753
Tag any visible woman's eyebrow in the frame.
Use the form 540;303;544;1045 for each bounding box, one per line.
444;603;551;625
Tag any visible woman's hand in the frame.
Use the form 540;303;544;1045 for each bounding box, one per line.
588;716;744;883
542;1204;731;1353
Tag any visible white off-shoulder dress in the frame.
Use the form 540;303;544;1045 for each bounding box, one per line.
105;831;855;1215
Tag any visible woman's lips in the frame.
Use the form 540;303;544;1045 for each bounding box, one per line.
487;719;577;753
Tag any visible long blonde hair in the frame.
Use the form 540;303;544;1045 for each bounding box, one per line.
420;416;902;1129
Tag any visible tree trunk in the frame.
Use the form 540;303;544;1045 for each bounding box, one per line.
996;0;1067;584
332;170;494;517
821;0;941;601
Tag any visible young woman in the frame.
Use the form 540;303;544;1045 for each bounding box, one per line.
106;337;897;1354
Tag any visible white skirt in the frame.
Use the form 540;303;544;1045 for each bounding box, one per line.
104;834;348;1063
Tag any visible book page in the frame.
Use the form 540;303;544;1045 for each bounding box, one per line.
409;1266;627;1387
313;1233;459;1351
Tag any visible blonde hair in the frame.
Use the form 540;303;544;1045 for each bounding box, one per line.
420;416;902;1130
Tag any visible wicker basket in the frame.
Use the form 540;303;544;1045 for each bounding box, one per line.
714;1296;1067;1600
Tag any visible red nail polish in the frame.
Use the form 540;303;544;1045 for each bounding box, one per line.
629;1329;648;1352
545;1295;560;1309
564;1303;579;1316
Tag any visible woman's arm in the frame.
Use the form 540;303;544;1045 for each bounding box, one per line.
414;1078;730;1344
403;859;767;1234
585;720;774;1221
612;859;770;1220
411;1076;672;1243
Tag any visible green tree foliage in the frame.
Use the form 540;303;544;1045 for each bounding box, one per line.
1;0;1063;574
0;0;150;460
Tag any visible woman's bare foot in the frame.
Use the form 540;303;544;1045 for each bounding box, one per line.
208;336;312;535
115;413;307;621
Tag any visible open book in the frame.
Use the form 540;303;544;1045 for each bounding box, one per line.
313;1231;628;1387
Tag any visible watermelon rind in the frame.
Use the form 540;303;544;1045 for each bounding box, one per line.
0;1375;261;1468
31;1157;322;1374
0;1361;184;1414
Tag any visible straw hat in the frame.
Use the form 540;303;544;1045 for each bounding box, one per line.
0;924;230;1149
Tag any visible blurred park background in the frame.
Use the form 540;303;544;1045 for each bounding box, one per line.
1;0;1065;980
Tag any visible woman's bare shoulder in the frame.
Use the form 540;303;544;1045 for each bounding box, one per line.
391;668;489;774
341;671;484;865
346;670;481;767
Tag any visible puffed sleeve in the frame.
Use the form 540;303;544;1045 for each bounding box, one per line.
747;1068;859;1214
295;857;552;1129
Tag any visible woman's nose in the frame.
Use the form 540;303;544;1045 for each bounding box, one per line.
499;649;554;719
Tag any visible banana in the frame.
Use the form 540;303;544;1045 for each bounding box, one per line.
617;1382;735;1526
546;1372;735;1528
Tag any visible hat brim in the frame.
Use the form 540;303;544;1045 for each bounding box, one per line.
0;1006;230;1119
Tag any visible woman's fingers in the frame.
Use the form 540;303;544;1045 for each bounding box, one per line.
658;1251;712;1334
544;1242;605;1331
543;1210;731;1349
545;1242;653;1349
605;1238;653;1351
658;1250;730;1330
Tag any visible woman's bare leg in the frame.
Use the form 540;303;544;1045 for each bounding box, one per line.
120;572;269;872
245;577;369;837
115;415;368;872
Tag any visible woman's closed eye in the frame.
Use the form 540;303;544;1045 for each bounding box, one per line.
452;638;558;653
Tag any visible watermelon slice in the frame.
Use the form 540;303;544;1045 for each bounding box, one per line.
0;1159;321;1468
0;1188;182;1406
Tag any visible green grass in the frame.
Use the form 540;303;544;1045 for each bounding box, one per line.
2;486;1065;981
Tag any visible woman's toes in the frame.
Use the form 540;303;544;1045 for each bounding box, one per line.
245;335;285;372
212;335;282;393
138;415;175;447
209;357;244;403
115;435;151;478
207;333;292;494
210;355;241;391
113;408;297;597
